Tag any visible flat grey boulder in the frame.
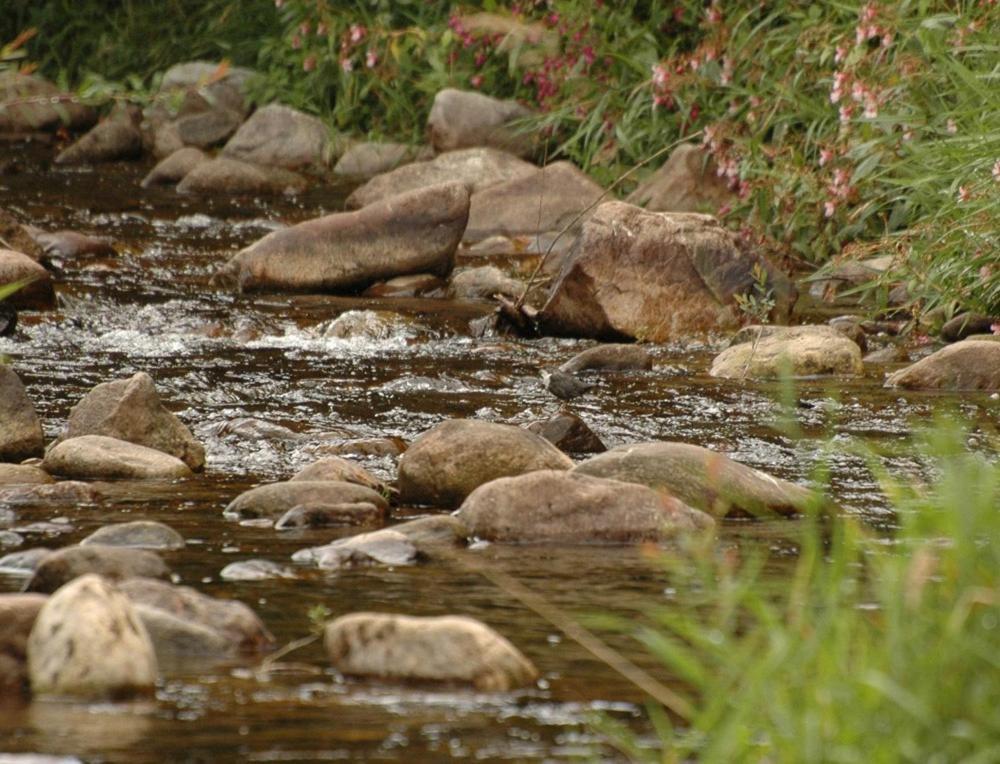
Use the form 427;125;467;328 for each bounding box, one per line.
559;344;653;373
627;143;733;213
176;156;308;195
427;88;535;158
223;480;388;521
0;592;47;693
216;181;468;293
221;103;330;171
59;371;205;471
885;340;1000;391
573;442;816;518
80;521;185;550
24;544;170;594
0;367;45;462
324;612;538;690
27;574;157;699
346;147;535;209
457;470;712;543
140;147;207;188
0;249;54;309
334;141;431;178
538;202;794;342
398;419;573;507
710;324;864;379
465;161;603;242
43;435;192;480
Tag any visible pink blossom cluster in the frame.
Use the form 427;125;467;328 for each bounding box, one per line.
830;70;881;120
824;166;854;218
855;3;893;48
702;123;748;198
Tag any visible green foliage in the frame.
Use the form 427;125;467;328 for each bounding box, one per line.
598;418;1000;762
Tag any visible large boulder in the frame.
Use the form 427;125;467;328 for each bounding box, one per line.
43;435;193;480
0;592;47;693
464;161;604;242
398;419;573;507
0;366;45;462
538;202;793;342
885;340;1000;391
346;147;535;209
24;545;170;594
324;613;538;691
176;157;308;195
457;470;712;543
27;574;157;699
573;442;816;518
216;181;468;293
59;371;205;471
0;248;55;309
221;103;330;171
427;88;534;158
80;521;185;550
334;141;432;178
53;106;143;165
140;147;207;188
119;577;274;655
626;143;733;213
709;325;864;379
223;480;388;522
0;72;96;133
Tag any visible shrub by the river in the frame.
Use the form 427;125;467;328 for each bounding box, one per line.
596;417;1000;762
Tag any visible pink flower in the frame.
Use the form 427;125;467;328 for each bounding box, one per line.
365;49;378;68
470;74;483;89
957;186;971;203
299;21;311;36
290;34;301;50
839;104;855;123
881;32;894;47
835;45;848;64
349;24;365;44
830;71;848;104
863;96;879;119
707;4;723;24
992;158;1000;182
316;22;328;36
302;55;316;72
903;127;914;141
474;50;487;67
340;57;353;73
819;148;834;167
946;118;958;134
651;63;669;88
824;200;837;218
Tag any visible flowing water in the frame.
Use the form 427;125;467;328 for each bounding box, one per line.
0;144;995;761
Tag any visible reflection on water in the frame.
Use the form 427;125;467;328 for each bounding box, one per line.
0;144;996;761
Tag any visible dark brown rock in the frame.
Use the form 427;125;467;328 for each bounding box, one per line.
559;344;653;373
940;313;998;343
23;545;170;594
526;410;606;454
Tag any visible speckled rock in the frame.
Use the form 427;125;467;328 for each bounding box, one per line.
43;435;192;480
710;324;864;379
223;480;388;522
80;521;184;550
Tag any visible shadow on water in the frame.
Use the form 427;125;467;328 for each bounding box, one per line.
0;143;996;761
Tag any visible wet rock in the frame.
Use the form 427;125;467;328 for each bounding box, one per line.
27;574;157;698
24;545;170;594
301;529;419;569
458;470;712;543
465;161;603;243
221;104;330;172
559;344;653;373
0;481;103;506
346;147;535;210
428;88;535;158
60;371;205;471
398;419;573;508
218;181;467;293
0;367;45;462
291;456;388;494
316;310;410;341
223;480;388;522
390;515;470;549
0;72;96;133
0;593;47;693
940;313;998;343
0;530;23;548
448;266;524;301
211;417;301;441
11;522;72;539
174;107;242;149
0;507;14;527
275;502;385;530
0;547;52;575
54;106;143;165
219;559;295;582
0;464;52;486
0;249;55;309
119;577;274;654
318;437;408;458
626;143;733;213
334;142;431;178
573;442;816;518
538;203;794;342
0;209;45;261
884;340;1000;391
526;410;606;454
176;156;308;196
140;147;207;188
324;612;538;691
863;345;907;364
710;325;863;379
131;604;230;657
80;521;184;551
362;273;446;298
34;230;116;260
43;435;192;480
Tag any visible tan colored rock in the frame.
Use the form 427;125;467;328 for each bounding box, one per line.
627;143;733;213
538;202;794;342
290;456;388;494
573;442;816;518
325;613;537;690
428;88;535;158
710;325;864;379
448;265;524;301
885;340;1000;391
43;435;193;480
0;249;54;309
60;371;205;471
140;146;207;188
398;419;573;507
80;521;185;550
0;463;53;485
0;366;45;462
298;529;419;569
223;480;388;521
177;156;308;195
217;181;468;293
27;574;157;699
457;469;712;542
0;592;47;693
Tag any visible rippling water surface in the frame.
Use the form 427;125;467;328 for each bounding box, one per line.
1;144;996;761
